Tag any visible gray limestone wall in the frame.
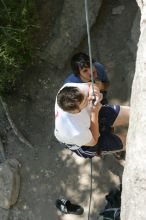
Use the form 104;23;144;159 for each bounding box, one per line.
121;1;146;219
41;0;103;69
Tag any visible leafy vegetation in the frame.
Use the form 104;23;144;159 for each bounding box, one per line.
0;0;38;94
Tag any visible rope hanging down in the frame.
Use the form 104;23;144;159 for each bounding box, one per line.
84;0;95;96
84;1;94;220
88;158;93;220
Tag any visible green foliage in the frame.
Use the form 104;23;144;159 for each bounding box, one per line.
0;0;38;94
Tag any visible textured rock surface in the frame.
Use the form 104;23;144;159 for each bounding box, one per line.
129;10;140;56
42;0;103;69
0;208;9;220
121;1;146;220
0;138;5;163
0;159;20;209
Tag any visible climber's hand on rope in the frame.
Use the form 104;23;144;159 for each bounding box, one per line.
89;84;103;106
91;93;103;106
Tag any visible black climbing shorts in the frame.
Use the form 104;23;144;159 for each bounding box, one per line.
70;104;123;158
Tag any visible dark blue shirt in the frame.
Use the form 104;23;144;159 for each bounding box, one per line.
64;62;109;104
64;62;109;84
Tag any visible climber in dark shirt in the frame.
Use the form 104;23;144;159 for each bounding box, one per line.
64;52;110;104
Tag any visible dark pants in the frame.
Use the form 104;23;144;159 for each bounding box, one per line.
70;105;123;158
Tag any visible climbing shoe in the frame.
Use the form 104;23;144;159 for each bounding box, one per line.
55;198;84;215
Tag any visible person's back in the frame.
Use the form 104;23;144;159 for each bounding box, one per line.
64;73;82;84
55;83;92;146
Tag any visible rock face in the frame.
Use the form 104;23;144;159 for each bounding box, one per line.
42;0;103;69
121;1;146;220
0;159;20;209
129;10;140;56
0;208;9;220
112;5;125;15
0;138;5;163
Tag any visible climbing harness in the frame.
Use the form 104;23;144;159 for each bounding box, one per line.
84;0;95;220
